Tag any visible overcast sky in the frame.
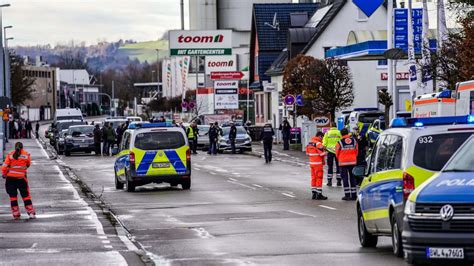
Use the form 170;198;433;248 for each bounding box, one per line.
4;0;185;46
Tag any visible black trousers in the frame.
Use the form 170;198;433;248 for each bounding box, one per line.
94;142;101;155
5;178;33;209
283;137;289;150
263;141;272;162
327;152;340;180
230;139;236;154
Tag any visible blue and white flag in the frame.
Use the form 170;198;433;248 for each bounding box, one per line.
407;0;418;98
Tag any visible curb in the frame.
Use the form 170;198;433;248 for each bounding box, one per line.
37;137;155;265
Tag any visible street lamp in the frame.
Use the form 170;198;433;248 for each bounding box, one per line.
4;25;12;99
384;48;406;120
155;49;160;97
0;4;10;155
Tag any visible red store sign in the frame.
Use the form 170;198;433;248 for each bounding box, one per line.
381;72;410;80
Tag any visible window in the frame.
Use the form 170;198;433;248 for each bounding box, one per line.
378;60;388;66
121;133;130;151
375;135;403;172
134;131;185;150
413;133;471;171
443;137;474;172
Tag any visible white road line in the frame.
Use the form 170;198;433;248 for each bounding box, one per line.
287;210;317;218
194;167;201;171
319;205;337;210
104;245;113;249
282;193;296;198
35;139;49;157
226;180;256;190
228;177;237;182
102;240;111;244
31;243;38;249
252;184;263;188
98;236;107;239
210;172;217;175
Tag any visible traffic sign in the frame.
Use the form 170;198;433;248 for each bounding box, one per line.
188;101;195;109
296;94;303;106
181;101;188;108
284;95;295;106
210;71;244;80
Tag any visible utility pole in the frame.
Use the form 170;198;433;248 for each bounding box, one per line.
180;0;185;30
387;0;395;120
112;80;115;117
156;49;160;98
0;4;11;155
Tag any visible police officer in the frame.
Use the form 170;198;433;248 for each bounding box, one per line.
208;123;219;155
261;123;274;163
353;126;368;185
306;132;327;200
323;126;342;187
335;128;358;201
186;122;197;154
279;119;291;150
2;142;36;219
229;121;237;154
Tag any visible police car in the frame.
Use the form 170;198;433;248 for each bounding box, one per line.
403;135;474;264
353;115;474;258
114;122;191;192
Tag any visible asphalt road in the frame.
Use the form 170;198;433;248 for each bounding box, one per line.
48;128;407;265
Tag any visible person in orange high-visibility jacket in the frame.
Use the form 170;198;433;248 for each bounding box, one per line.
306;132;328;200
335;128;358;201
2;142;35;219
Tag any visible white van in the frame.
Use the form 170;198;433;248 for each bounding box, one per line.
55;108;83;122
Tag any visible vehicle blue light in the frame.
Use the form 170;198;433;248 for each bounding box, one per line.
468;115;474;124
437;90;452;98
128;122;172;129
414;122;424;127
390;118;407;128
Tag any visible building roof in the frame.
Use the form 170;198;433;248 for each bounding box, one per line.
265;49;288;77
301;0;347;54
253;3;318;52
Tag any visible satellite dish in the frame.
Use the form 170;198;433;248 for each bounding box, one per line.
264;13;280;31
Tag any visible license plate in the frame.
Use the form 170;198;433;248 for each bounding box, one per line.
427;248;464;259
152;162;170;168
79;144;88;148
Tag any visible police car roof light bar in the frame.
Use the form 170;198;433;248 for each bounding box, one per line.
128;122;172;129
391;115;474;128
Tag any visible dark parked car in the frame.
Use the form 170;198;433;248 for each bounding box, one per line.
55;129;69;155
52;120;85;147
64;125;95;156
218;126;252;153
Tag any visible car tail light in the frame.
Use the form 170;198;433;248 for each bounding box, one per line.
403;172;415;200
186;148;191;161
129;151;135;166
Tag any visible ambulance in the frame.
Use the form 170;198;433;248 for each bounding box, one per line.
413;80;474;118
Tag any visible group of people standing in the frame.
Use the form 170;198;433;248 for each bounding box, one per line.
306;125;368;201
8;119;40;139
92;122;128;156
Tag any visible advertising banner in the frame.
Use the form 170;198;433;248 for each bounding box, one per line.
214;81;238;110
169;30;232;56
205;55;237;74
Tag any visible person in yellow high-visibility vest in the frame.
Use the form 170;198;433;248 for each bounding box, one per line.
323;127;342;187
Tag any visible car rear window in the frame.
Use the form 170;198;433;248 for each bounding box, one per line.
134;132;185;150
413;133;472;171
359;113;384;123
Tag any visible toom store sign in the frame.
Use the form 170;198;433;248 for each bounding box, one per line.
205;55;236;74
381;72;410;80
169;30;232;56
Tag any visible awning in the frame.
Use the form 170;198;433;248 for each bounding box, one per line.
325;40;437;61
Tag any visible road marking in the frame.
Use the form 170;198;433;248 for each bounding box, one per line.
31;243;38;249
210;172;217;175
191;227;214;239
102;240;111;244
228;177;237;182
319;205;337;210
104;245;113;249
35;139;49;157
194;167;201;171
98;236;107;239
287;210;317;218
252;184;263;188
282;193;296;198
227;180;256;190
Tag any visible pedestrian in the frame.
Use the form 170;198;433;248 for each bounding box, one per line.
105;124;116;156
93;124;102;156
25;120;32;139
186;122;197;155
192;123;199;154
2;142;36;219
102;122;109;156
335;128;358;201
18;120;23;139
279;118;291;150
35;121;40;139
9;120;14;139
323;126;342;187
353;126;369;186
208;123;218;155
261;123;274;164
160;116;166;122
306;132;327;200
13;120;18;139
229;121;237;154
116;123;124;150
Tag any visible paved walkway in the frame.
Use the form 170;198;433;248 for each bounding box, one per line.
0;139;142;265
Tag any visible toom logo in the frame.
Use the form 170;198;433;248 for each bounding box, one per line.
205;55;237;74
214;80;238;89
178;34;224;43
169;30;232;56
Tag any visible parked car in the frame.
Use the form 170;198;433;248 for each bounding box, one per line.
52;120;85;147
64;125;95;156
218;126;252;153
55;129;69;155
197;124;210;151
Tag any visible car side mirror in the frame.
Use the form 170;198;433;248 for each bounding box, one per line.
352;166;366;177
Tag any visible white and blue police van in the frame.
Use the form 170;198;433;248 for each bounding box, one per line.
403;132;474;264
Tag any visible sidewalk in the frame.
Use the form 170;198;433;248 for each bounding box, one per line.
0;139;141;265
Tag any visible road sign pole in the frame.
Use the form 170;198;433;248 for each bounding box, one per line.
246;79;249;122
